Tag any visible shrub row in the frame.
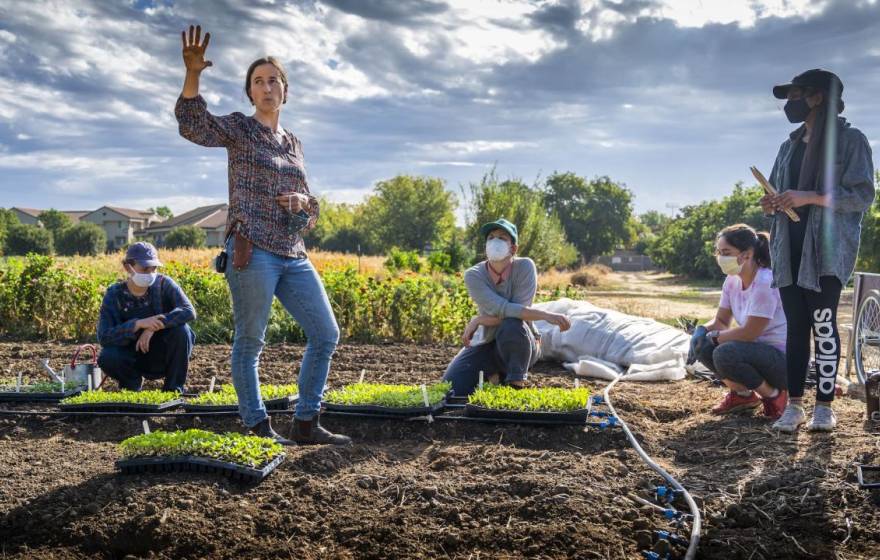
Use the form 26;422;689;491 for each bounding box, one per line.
0;254;478;344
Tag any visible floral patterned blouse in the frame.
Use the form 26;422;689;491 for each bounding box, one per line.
175;94;318;258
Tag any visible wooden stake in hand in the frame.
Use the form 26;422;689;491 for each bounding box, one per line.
750;166;800;222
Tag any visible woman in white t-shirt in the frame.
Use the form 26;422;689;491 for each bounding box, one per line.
687;224;789;419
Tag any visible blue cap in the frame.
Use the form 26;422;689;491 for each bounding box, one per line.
125;242;162;267
479;218;518;245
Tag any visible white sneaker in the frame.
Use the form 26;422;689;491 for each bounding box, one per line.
808;405;837;432
772;404;806;433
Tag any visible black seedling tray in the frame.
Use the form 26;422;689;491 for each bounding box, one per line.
464;403;590;424
446;394;469;406
323;399;446;417
116;454;284;483
58;399;184;413
0;388;82;403
183;395;297;413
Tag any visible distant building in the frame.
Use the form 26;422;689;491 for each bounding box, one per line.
596;249;655;272
80;206;164;250
10;207;89;226
137;203;228;247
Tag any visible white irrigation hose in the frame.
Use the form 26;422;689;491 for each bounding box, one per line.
603;374;702;560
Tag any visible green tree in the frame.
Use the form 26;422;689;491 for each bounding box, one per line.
543;173;635;262
5;224;53;255
856;171;880;272
0;208;21;255
56;222;107;256
304;198;367;253
648;184;765;279
639;210;673;235
164;226;206;249
38;209;73;240
149;206;174;219
360;175;456;254
465;171;577;270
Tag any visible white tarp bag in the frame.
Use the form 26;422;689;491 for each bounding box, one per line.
533;298;690;381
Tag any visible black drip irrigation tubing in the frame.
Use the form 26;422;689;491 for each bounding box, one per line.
0;407;587;426
604;374;702;560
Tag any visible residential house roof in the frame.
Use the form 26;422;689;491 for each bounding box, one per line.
11;207;90;222
139;203;228;233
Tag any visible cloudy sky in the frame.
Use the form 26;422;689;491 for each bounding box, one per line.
0;0;878;220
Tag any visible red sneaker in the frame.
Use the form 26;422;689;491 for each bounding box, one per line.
711;391;761;415
760;389;788;420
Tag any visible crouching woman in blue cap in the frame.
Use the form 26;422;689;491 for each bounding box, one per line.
443;219;572;396
97;242;197;393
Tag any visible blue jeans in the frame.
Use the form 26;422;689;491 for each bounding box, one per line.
98;325;195;393
225;240;340;427
443;318;537;396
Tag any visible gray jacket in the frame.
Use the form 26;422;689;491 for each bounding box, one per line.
768;117;875;291
464;257;537;345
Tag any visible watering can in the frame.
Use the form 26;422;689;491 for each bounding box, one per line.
41;344;103;390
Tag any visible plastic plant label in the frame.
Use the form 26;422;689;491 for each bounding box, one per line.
420;384;433;423
478;370;484;390
15;372;22;393
359;369;366;383
574;379;580;389
87;375;93;392
142;421;151;434
209;377;216;393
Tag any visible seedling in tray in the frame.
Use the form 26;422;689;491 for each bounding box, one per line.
117;429;285;483
323;381;451;415
465;384;591;423
0;377;82;402
60;389;183;412
185;384;299;411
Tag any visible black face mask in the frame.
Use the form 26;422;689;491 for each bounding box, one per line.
784;98;811;123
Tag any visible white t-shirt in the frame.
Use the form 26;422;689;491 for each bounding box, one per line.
719;267;787;353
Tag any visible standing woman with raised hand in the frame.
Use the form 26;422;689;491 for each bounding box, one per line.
761;69;875;433
174;25;350;446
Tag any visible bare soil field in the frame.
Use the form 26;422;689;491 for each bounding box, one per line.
1;339;879;560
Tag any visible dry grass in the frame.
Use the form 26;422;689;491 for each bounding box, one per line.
56;248;386;276
538;264;614;290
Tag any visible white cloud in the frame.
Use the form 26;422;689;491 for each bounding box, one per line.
418;140;538;155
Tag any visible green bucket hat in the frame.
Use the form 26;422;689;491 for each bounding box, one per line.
479;218;518;245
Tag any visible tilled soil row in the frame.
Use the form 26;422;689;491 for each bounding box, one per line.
1;342;878;559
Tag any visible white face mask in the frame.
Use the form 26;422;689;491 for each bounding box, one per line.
485;238;511;262
128;267;157;288
716;255;743;276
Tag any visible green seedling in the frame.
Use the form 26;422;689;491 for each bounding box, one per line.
469;384;590;412
0;379;67;393
119;429;283;468
62;389;180;405
324;381;451;408
188;384;299;406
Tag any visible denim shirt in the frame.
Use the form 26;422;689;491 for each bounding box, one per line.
97;276;196;346
767;117;875;291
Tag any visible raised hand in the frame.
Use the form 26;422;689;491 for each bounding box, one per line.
181;24;212;73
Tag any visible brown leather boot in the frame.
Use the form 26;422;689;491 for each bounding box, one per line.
290;413;352;445
249;417;296;446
